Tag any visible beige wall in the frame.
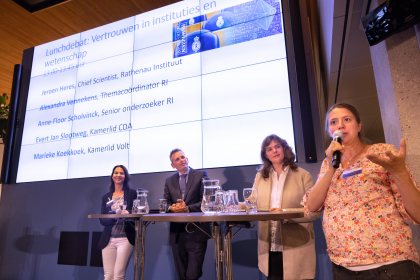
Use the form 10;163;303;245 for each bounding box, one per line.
369;25;420;252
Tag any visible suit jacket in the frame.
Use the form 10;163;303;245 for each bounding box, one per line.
98;188;137;249
164;167;211;243
253;167;319;279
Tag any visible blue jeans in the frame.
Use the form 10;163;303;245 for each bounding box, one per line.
332;260;420;280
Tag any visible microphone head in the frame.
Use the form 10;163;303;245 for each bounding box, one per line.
333;130;343;139
106;199;115;206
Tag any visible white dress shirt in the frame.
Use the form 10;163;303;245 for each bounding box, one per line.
270;166;289;252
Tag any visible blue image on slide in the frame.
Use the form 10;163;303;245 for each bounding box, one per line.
202;11;236;31
172;0;282;58
173;15;207;41
174;30;220;58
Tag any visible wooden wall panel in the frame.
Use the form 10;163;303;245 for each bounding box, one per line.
0;0;179;95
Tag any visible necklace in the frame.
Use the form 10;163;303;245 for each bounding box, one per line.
343;145;367;167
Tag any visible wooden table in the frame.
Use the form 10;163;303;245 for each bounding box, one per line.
142;210;304;280
89;209;304;280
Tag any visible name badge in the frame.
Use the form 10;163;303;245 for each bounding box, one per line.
342;168;362;179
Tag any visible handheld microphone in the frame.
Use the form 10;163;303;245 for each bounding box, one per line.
106;197;115;207
332;130;343;169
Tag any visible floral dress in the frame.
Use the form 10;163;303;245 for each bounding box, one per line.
304;143;419;266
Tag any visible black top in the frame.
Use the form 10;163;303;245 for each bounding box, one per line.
97;188;137;249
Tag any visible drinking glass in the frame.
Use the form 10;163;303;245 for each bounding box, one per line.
243;189;252;201
159;198;168;213
225;190;239;212
243;188;257;213
120;200;127;212
214;190;225;213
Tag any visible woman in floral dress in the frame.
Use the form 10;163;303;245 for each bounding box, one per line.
304;103;420;279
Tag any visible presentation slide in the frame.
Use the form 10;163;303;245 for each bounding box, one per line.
16;0;295;182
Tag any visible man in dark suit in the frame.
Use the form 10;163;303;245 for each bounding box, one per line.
164;148;210;280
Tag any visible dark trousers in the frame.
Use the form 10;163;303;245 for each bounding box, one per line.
171;233;208;280
332;260;420;280
268;251;283;280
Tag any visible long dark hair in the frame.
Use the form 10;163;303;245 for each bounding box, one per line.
259;134;297;179
109;165;130;192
